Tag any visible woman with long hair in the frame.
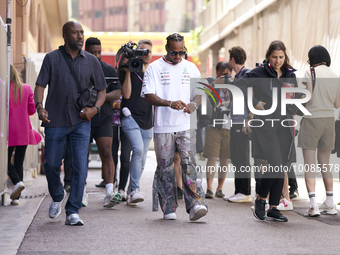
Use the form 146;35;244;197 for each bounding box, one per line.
298;45;340;216
8;64;41;205
237;40;298;222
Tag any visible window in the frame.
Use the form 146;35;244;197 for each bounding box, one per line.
95;10;103;18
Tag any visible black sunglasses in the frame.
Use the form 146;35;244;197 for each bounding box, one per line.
169;50;186;56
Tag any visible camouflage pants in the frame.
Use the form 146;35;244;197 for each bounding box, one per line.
152;130;207;215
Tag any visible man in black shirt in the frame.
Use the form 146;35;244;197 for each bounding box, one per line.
85;37;122;208
34;21;106;226
118;39;153;205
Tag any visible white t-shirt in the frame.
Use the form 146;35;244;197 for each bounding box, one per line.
142;57;202;133
302;65;340;118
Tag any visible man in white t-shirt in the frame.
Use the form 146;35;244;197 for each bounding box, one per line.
142;33;208;221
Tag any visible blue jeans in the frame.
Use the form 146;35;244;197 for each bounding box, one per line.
122;116;152;194
44;121;91;215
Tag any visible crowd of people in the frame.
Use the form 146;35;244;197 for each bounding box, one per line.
7;20;340;226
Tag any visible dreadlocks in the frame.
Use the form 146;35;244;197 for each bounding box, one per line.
166;33;184;46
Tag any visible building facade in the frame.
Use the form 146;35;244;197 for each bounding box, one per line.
77;0;204;32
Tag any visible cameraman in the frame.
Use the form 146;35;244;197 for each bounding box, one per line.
118;39;153;206
203;62;233;199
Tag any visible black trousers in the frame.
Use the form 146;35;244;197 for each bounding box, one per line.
255;124;290;206
230;124;251;195
8;145;27;188
112;125;131;191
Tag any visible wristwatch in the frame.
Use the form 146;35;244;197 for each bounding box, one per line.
95;105;100;114
191;102;198;109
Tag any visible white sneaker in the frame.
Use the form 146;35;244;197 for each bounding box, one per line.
129;190;144;204
10;199;19;205
276;198;293;211
304;205;321;217
104;191;122;208
10;181;25;200
223;193;236;201
319;202;337;215
163;213;176;220
189;205;207;221
228;193;252;203
119;189;126;201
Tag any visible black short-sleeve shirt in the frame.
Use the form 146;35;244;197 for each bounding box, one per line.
36;47;107;127
119;70;152;130
91;61;122;127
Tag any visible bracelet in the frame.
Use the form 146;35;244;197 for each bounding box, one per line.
169;101;172;108
35;102;42;108
36;107;44;112
112;102;117;109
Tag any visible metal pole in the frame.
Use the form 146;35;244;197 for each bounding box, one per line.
2;0;11;206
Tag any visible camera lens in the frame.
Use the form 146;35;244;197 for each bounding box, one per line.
131;59;140;68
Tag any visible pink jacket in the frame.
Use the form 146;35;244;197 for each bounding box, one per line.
8;82;42;147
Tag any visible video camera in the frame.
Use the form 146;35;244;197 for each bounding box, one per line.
117;42;149;72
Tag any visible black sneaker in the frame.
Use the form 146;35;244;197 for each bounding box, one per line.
205;190;214;199
253;197;266;220
176;187;183;200
95;180;105;188
267;207;288;222
289;189;299;199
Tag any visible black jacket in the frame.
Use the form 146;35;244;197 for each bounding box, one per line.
236;62;298;163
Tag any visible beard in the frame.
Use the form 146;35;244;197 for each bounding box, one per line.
67;38;83;51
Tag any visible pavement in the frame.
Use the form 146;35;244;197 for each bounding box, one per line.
1;151;340;255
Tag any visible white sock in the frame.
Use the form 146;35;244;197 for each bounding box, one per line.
308;192;316;207
106;183;113;194
325;191;334;205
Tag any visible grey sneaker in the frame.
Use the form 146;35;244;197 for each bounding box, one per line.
49;190;67;219
65;213;84;226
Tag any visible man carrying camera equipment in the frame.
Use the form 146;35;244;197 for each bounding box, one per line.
117;39;153;206
85;37;123;208
202;62;233;199
34;21;106;226
223;46;253;203
143;33;208;221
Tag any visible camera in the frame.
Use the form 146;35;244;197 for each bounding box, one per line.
118;42;149;72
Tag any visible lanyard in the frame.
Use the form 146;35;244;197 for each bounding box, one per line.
134;71;143;82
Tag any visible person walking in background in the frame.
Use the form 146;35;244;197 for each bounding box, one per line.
204;62;232;199
8;64;42;206
143;33;208;221
34;21;106;226
224;46;252;203
111;96;131;201
85;37;122;208
298;45;340;217
118;39;153;206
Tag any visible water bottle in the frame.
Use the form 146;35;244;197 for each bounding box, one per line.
122;107;131;117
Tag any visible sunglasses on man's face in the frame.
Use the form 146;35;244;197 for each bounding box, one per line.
169;50;186;56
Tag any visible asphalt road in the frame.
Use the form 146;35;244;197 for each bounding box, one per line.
2;151;340;255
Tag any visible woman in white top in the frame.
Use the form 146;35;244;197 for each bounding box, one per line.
298;45;340;217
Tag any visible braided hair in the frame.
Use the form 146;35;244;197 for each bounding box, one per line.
166;33;184;46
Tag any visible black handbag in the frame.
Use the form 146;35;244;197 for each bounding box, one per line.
296;67;315;116
59;46;97;110
331;115;340;157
